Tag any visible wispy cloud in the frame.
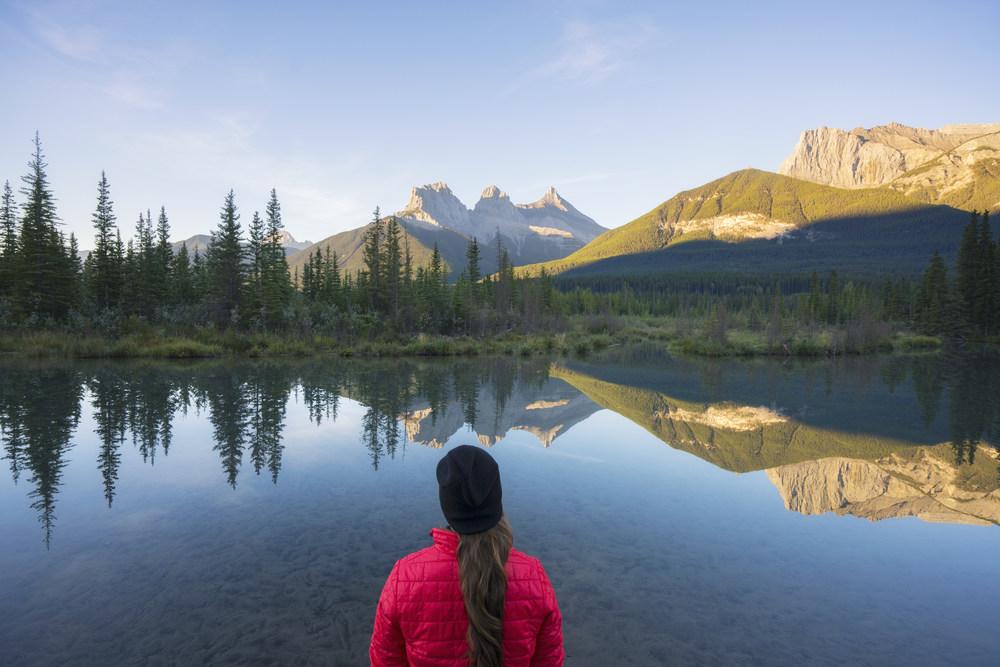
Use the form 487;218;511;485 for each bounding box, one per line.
32;18;108;63
502;19;656;97
21;5;192;110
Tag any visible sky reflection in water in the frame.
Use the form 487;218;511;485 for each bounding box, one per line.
1;349;998;666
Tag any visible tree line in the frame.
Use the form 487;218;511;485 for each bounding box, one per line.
0;135;559;338
911;209;999;338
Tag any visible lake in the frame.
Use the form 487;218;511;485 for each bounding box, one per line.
1;346;998;666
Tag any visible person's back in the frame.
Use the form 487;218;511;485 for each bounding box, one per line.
370;445;564;667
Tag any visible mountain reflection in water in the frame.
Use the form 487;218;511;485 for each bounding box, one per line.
2;347;999;547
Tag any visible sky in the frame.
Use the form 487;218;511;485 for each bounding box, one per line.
1;0;998;249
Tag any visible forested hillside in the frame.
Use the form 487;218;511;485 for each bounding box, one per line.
524;169;970;278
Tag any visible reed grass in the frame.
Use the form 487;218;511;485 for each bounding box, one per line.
0;316;945;359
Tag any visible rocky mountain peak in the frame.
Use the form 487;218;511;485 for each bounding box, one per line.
779;122;1000;190
393;181;608;253
478;185;509;201
400;182;471;233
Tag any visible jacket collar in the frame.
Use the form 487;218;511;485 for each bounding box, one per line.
431;527;459;556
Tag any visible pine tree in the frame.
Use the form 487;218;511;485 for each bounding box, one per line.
384;217;403;316
261;189;291;327
362;207;385;312
14;133;74;320
1;180;18;300
83;172;123;312
130;209;157;318
152;207;172;309
955;209;982;328
246;210;267;321
171;242;194;305
465;236;481;310
915;250;954;334
971;211;997;336
205;190;245;323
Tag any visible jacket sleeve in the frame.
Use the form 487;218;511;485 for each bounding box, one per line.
530;562;565;667
370;562;408;667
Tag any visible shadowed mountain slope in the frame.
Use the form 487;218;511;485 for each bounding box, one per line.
523;169;969;278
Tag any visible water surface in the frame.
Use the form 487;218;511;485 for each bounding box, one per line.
1;348;998;666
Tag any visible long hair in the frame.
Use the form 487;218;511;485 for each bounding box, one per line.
456;515;513;667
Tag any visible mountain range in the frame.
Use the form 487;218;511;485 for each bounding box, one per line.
170;230;313;257
287;184;606;280
523;122;999;279
129;121;999;281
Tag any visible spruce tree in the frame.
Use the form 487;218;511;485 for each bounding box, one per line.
465;236;481;311
915;250;954;334
362;207;384;312
84;172;123;312
171;242;194;305
246;210;267;320
15;133;74;320
153;207;172;308
955;209;982;328
974;211;997;335
0;180;18;299
384;217;403;316
205;190;246;324
262;189;291;327
131;210;157;318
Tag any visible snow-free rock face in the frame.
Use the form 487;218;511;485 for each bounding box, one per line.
778;122;1000;189
400;378;600;449
395;182;607;260
398;182;472;234
766;448;1000;526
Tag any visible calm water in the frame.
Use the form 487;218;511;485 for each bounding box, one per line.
1;348;998;666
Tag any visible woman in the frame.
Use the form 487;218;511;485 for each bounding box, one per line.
370;445;564;667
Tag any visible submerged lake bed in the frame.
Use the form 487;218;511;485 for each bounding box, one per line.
1;348;998;666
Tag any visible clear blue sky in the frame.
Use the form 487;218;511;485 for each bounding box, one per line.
2;0;998;248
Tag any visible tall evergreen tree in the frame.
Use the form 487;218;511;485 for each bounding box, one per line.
465;236;481;310
14;133;75;320
362;207;385;312
955;209;982;328
205;190;245;323
915;250;954;334
384;217;403;316
246;210;267;320
261;189;292;326
970;211;995;335
152;207;172;309
0;180;17;297
171;241;194;305
84;172;123;312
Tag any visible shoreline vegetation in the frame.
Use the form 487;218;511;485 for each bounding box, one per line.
0;314;944;359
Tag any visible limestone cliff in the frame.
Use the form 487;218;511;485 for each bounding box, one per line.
779;122;1000;206
766;446;1000;526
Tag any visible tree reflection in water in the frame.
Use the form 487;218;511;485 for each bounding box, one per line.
0;364;82;548
1;350;998;545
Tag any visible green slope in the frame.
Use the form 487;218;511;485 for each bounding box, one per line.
523;169;969;278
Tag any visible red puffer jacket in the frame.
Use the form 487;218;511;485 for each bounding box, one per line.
370;528;564;667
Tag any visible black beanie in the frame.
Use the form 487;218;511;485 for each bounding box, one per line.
436;445;503;534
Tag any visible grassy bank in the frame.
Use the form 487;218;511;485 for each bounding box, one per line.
0;313;942;359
